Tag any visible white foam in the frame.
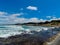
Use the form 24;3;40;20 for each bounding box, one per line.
43;28;49;30
0;31;23;38
0;25;56;38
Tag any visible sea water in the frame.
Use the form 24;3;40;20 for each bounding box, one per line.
0;25;55;38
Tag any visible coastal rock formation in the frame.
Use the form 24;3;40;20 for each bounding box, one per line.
0;33;60;45
0;34;45;45
46;33;60;45
0;27;60;45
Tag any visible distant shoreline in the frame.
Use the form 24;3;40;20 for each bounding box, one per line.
0;20;60;27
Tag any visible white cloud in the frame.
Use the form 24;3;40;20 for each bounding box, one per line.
28;18;39;22
0;12;7;15
0;12;24;24
27;6;38;11
14;18;46;23
52;16;56;19
0;11;60;24
13;18;28;23
46;16;52;18
10;13;22;18
40;19;46;22
20;8;24;10
46;16;57;19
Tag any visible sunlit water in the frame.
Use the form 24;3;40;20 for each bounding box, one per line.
0;25;56;38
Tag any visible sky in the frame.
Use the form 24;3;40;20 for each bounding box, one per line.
0;0;60;24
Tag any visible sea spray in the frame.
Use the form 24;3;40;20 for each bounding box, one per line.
0;25;57;38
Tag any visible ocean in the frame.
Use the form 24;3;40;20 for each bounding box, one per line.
0;25;56;38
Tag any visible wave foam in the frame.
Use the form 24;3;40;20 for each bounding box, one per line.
0;25;56;38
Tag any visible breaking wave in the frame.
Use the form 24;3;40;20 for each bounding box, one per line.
0;25;57;38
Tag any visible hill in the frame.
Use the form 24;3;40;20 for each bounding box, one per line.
20;20;60;26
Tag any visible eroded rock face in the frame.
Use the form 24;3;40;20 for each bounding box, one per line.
0;34;57;45
46;33;60;45
0;34;45;45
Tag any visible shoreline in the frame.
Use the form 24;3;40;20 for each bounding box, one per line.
0;27;59;45
0;32;59;45
0;25;59;45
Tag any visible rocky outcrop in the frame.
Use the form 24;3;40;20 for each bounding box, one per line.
0;27;60;45
46;33;60;45
0;34;45;45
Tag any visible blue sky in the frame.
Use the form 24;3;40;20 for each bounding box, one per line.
0;0;60;24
